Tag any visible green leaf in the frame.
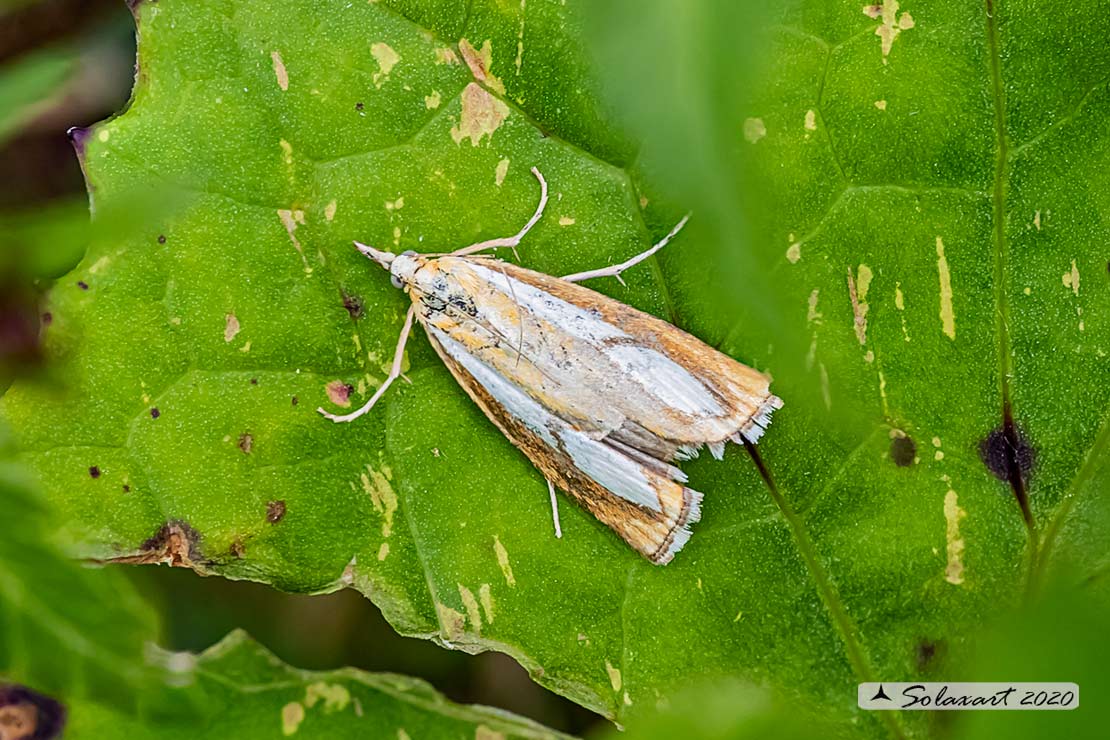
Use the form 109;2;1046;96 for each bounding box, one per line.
67;629;565;739
0;458;158;706
0;46;75;147
3;0;1108;736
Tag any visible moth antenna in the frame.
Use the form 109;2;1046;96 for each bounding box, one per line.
561;212;691;284
450;167;549;257
318;305;417;422
547;478;563;539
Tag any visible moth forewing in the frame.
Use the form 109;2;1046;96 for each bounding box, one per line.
324;167;782;564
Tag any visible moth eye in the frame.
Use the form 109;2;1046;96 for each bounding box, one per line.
390;275;404;289
401;249;417;257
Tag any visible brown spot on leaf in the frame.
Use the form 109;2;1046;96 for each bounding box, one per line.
157;234;167;244
890;435;916;467
450;82;509;146
342;294;364;318
238;433;253;454
0;684;66;740
915;638;946;671
88;466;100;479
122;484;131;493
76;281;88;291
325;380;354;407
150;407;160;419
229;539;245;558
355;101;364;111
104;520;201;568
266;500;286;524
40;312;52;326
250;377;258;386
291;395;299;406
458;38;506;94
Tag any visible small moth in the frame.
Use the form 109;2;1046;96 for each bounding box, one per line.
321;169;782;564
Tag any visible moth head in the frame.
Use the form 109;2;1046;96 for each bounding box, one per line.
354;242;421;289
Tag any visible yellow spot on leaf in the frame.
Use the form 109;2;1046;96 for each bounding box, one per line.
377;542;390;561
224;314;241;343
425;90;441;109
807;289;822;324
458;38;506;94
786;242;801;263
874;99;888;110
847;264;873;345
371;42;400;88
944;488;966;585
277;209;311;273
385;197;405;212
804;109;817;131
305;682;350;712
451;82;509;146
743;117;766;143
98;129;110;142
493;535;516;586
495;157;510;187
1033;210;1041;230
936;236;956;339
558;216;576;226
324;200;337;222
436;602;465;641
475;727;506;740
1062;259;1079;296
282;702;305;736
280;139;293;166
479;583;494;623
605;660;622;692
434;46;459;65
360;466;398;537
271;51;289;91
459;584;482;635
868;0;915;64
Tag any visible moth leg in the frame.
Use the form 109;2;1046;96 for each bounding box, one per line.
547;478;563;539
449;167;549;260
318;305;417;423
561;213;690;285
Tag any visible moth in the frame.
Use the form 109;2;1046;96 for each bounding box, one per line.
321;168;782;564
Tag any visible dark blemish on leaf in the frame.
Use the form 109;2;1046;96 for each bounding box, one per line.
150;407;160;419
238;433;253;454
158;234;167;244
76;281;88;291
266;500;286;523
88;466;100;479
291;395;299;406
890;435;916;467
122;484;131;493
355;102;364;111
342;293;364;318
133;520;201;568
0;684;66;740
250;377;258;385
230;539;245;558
915;638;946;671
41;312;52;326
979;406;1036;527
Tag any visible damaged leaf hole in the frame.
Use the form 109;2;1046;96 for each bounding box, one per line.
0;684;66;740
266;500;286;524
250;377;258;386
890;434;916;467
355;101;364;111
88;465;100;479
157;234;166;244
291;395;299;406
229;539;245;558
